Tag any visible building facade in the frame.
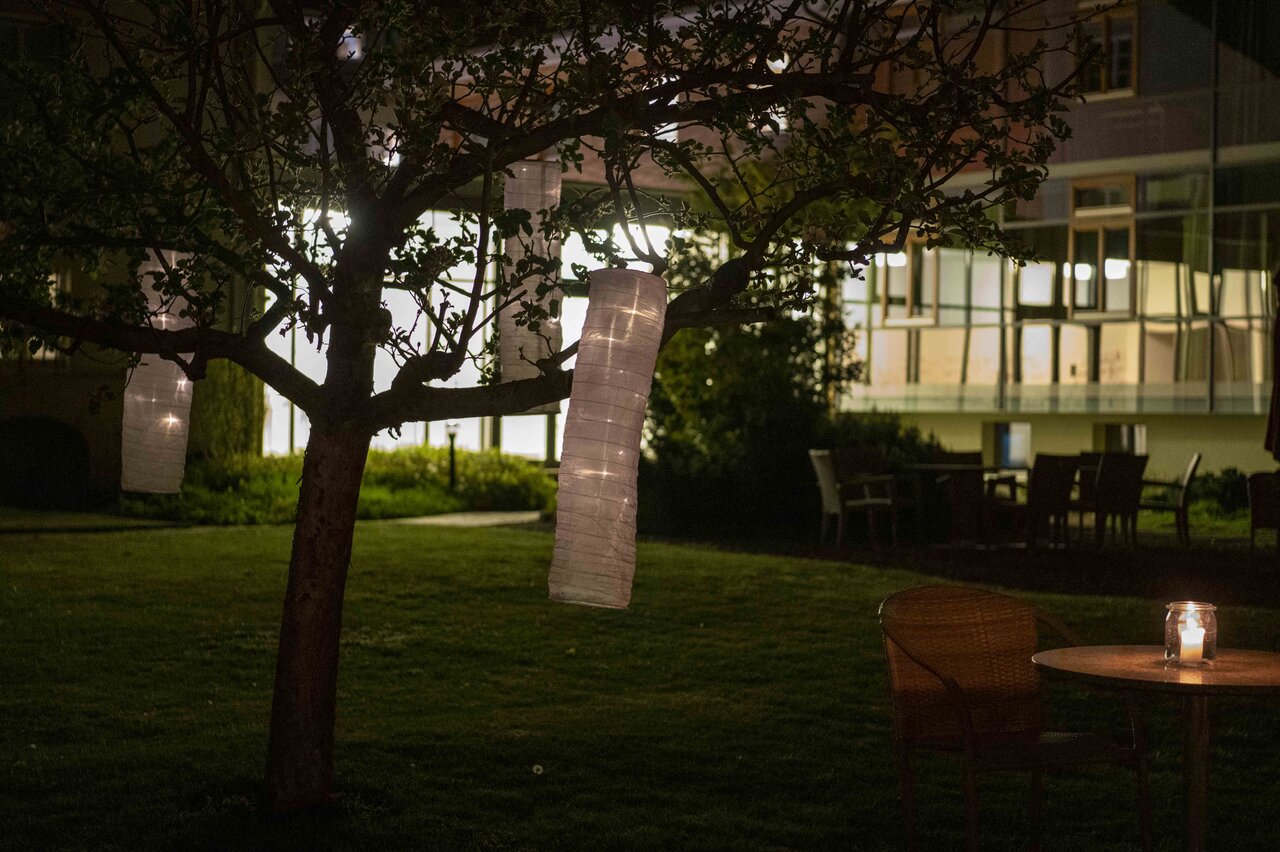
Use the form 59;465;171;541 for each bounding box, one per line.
842;0;1280;479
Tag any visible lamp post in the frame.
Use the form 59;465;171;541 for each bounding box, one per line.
445;420;459;492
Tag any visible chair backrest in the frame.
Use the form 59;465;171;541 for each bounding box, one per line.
831;446;890;480
1026;453;1079;515
935;451;985;535
1095;453;1149;513
935;450;983;466
1248;472;1280;531
879;586;1042;746
809;450;841;514
1175;453;1202;509
1077;452;1104;503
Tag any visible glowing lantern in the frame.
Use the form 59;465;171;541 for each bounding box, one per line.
548;268;667;608
120;251;195;493
499;158;562;413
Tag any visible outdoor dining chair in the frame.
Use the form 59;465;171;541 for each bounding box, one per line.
1247;471;1280;554
1139;452;1201;546
988;453;1077;548
1091;454;1149;547
878;586;1153;852
830;447;904;546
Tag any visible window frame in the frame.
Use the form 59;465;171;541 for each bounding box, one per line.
878;241;940;327
1068;176;1137;318
1076;3;1138;99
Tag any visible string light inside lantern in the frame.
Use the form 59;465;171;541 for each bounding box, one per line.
548;268;667;608
499;158;562;413
120;250;195;494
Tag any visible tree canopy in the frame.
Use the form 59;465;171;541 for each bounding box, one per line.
0;0;1091;810
1;0;1080;430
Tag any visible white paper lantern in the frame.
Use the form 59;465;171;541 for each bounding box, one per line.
120;251;195;494
548;268;667;608
500;159;562;413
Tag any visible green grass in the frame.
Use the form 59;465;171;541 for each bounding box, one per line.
4;523;1280;850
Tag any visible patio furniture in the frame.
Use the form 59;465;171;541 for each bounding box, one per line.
1094;454;1149;547
879;586;1152;852
830;447;904;546
1073;453;1149;547
1036;646;1280;852
1072;451;1103;541
810;449;844;546
1139;453;1201;546
1247;471;1280;553
933;451;987;542
989;453;1078;547
899;451;989;543
809;448;901;547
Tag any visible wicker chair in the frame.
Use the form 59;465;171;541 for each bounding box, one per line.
1094;454;1149;547
1247;471;1280;553
933;451;988;543
988;453;1078;547
830;447;903;546
879;586;1152;852
1139;452;1201;546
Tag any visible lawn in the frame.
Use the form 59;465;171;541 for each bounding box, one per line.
4;522;1280;851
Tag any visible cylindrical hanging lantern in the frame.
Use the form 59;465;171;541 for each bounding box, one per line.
120;251;195;494
500;158;562;413
548;268;667;608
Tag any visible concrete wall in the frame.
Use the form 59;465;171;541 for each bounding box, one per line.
899;411;1274;480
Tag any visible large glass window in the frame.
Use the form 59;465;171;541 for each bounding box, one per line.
1078;6;1136;96
879;246;936;323
993;422;1031;469
1071;178;1134;314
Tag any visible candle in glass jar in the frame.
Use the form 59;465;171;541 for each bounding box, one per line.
1181;614;1205;664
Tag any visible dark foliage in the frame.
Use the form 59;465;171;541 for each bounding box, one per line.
640;312;937;537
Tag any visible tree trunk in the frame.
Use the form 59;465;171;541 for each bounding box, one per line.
264;424;371;810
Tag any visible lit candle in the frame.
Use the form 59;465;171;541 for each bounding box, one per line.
1181;614;1205;665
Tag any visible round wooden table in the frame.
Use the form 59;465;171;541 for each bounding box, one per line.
1034;646;1280;852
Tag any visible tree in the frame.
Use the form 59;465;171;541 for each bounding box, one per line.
0;0;1086;810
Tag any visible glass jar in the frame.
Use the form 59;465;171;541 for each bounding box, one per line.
1165;601;1217;665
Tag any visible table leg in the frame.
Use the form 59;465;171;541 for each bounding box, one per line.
1183;695;1211;852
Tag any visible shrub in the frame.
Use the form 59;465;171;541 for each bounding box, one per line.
639;310;935;537
120;445;555;525
1188;467;1250;517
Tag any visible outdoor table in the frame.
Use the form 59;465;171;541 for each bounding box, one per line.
1033;645;1280;852
898;464;1012;538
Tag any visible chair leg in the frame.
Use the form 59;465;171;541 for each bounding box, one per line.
1029;769;1044;852
894;744;917;852
835;512;846;549
818;513;829;546
962;765;980;852
1136;757;1154;852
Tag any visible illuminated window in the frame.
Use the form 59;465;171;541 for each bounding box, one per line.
1070;178;1134;314
1078;5;1136;96
1098;423;1147;455
879;244;939;323
993;422;1031;469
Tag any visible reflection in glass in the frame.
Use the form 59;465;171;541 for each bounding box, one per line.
1104;227;1131;312
1019;324;1053;385
1059;324;1090;385
1073;230;1099;309
938;248;967;325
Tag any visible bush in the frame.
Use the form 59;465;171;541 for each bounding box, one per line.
120;445;556;525
1187;467;1250;517
639;310;937;537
